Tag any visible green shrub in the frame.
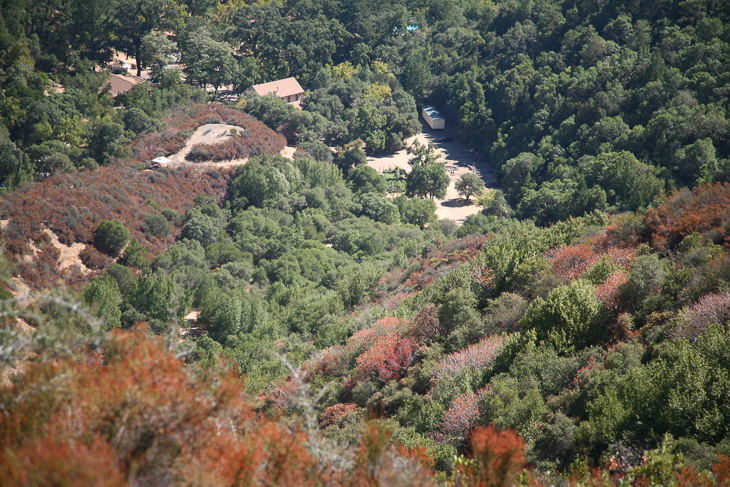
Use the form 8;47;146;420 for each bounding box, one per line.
187;146;211;162
161;208;180;224
120;237;150;269
142;213;171;237
519;279;610;354
93;220;131;256
105;263;136;296
78;157;99;171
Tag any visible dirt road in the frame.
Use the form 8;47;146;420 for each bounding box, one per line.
366;120;498;224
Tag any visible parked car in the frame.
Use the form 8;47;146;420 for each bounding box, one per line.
437;136;454;143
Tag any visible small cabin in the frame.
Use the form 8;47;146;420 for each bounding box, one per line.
108;73;146;97
421;105;445;130
251;77;305;109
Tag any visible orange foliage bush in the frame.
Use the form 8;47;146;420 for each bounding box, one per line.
349;317;410;350
198;421;320;487
712;454;730;486
645;183;730;250
0;437;126;487
457;425;525;487
0;326;370;486
0;327;248;485
595;270;629;314
546;244;600;281
311;318;413;384
320;403;358;427
354;333;417;384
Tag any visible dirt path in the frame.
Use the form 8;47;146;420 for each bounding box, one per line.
181;310;207;340
366;120;499;224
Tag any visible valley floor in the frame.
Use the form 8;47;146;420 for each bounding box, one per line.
366;119;499;223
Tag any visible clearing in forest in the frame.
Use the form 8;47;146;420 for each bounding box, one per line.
366;120;499;224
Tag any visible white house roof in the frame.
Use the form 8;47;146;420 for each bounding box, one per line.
152;156;171;164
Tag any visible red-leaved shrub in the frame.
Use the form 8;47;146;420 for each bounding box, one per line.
79;245;113;270
354;333;418;384
645;183;730;250
320;403;358;427
546;244;600;281
431;335;505;385
434;389;487;444
595;270;629;314
349;317;410;350
458;425;525;487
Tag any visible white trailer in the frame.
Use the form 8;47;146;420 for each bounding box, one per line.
421;105;445;130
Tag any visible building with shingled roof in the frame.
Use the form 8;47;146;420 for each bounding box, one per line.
107;73;146;97
251;77;304;109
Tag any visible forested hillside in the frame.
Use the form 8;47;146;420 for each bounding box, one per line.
3;0;730;484
2;0;729;205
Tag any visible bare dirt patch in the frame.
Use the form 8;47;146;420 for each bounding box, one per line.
280;146;297;160
164;125;298;169
0;318;34;388
14;226;90;276
43;227;90;274
366;120;499;224
181;310;207;340
168;123;247;165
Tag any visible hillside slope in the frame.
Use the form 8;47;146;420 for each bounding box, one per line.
0;103;285;289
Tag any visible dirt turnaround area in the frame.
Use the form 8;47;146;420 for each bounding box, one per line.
164;123;296;168
366;119;498;224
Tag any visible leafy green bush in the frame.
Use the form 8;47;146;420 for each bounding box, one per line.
519;279;610;354
161;208;180;224
93;220;131;256
142;213;171;237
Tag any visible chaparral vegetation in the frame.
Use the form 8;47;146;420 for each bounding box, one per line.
3;0;730;484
